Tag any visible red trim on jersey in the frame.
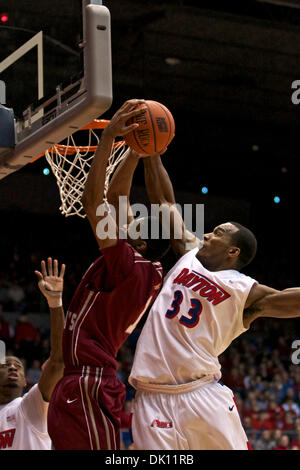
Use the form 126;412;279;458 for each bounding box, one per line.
233;395;239;410
233;395;253;450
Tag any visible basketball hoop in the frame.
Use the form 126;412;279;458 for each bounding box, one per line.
42;119;128;218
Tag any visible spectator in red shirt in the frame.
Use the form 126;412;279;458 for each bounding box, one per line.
251;410;274;431
281;411;295;431
267;399;285;422
290;425;300;449
274;434;290;450
245;400;260;419
14;315;38;346
223;367;245;393
14;315;39;362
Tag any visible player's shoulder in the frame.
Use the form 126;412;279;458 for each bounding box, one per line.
20;384;43;402
217;268;257;289
245;283;279;309
81;254;104;278
0;396;22;414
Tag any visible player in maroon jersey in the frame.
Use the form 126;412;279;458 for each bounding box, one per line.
47;100;169;450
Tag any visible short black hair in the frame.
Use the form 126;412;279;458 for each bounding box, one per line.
130;216;171;261
228;221;257;270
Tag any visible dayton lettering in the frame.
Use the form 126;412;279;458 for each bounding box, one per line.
0;429;15;449
173;268;231;305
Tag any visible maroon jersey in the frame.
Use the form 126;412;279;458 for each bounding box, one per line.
63;239;163;369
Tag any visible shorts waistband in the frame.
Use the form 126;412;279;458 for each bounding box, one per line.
132;374;217;395
64;365;116;377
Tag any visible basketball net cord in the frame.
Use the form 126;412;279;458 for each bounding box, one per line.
44;120;129;218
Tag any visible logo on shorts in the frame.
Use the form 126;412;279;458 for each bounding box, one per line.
151;419;173;429
67;398;77;404
229;405;234;411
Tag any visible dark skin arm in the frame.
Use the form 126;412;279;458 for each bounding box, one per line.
143;154;201;258
81;99;147;249
243;283;300;329
106;148;142;227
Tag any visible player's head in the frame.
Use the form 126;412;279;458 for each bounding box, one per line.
198;221;257;271
126;216;171;261
0;356;26;404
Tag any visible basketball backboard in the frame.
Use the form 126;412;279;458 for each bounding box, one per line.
0;80;5;104
0;0;112;179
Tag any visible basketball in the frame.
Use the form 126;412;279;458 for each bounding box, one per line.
125;100;175;155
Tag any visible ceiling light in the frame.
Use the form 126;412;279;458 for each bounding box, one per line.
165;57;181;66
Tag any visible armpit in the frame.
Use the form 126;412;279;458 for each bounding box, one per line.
242;306;258;329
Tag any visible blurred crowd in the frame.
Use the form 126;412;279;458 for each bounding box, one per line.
2;306;300;450
1;234;300;450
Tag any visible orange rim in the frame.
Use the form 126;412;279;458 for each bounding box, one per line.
80;119;110;130
30;119;112;162
48;140;125;156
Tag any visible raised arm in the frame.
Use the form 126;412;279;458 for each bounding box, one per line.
106;148;141;227
143;154;201;258
81;99;146;250
34;258;65;402
143;153;176;205
243;282;300;328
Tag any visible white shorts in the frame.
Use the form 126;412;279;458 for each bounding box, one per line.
131;381;250;450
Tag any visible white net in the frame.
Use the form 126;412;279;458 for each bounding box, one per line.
44;120;128;218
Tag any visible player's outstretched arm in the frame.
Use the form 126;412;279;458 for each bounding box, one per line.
106;147;143;227
34;258;65;402
143;154;201;258
81;99;146;250
244;283;300;328
143;154;176;206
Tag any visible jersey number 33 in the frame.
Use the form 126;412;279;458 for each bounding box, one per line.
165;289;202;328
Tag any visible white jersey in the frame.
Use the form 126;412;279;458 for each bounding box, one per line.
129;248;256;392
0;384;51;450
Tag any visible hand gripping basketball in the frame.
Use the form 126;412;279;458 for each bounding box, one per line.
124;100;175;155
104;99;147;140
35;258;66;308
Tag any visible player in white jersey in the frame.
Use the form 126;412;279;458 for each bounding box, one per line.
0;258;65;450
129;153;300;450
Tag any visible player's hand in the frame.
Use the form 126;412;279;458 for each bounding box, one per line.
35;258;65;308
128;148;168;159
127;148;146;159
104;99;147;139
